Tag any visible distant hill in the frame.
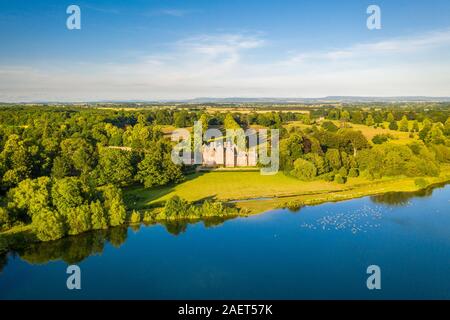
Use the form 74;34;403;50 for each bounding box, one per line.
2;96;450;105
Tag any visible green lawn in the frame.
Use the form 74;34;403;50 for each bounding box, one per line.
124;165;450;214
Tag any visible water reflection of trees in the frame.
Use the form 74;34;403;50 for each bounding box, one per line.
160;216;236;235
16;227;128;265
370;183;446;206
0;216;238;269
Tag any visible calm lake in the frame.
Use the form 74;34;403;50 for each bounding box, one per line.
1;184;449;299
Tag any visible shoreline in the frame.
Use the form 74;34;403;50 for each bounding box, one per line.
1;175;450;253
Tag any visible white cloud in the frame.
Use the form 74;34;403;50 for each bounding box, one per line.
1;29;450;101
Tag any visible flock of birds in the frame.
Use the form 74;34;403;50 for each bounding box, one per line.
300;204;388;234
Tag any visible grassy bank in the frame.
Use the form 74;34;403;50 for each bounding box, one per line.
125;164;450;215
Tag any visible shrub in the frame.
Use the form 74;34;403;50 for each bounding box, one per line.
338;167;348;177
0;207;10;229
372;133;392;145
414;178;428;189
32;209;66;241
129;210;141;224
322;173;335;182
334;174;346;184
348;168;359;177
142;211;155;223
163;196;190;218
322;121;339;132
290;158;317;181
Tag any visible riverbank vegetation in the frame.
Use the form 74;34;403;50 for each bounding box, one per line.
1;103;450;246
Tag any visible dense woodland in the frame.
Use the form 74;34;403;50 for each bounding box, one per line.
0;103;449;242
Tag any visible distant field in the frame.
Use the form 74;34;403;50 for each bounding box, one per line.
286;120;418;143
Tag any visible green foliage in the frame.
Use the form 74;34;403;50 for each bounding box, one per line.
357;143;440;178
290;158;317;181
365;114;374;126
372;133;392;144
7;176;52;218
445;117;450;136
334;174;346;184
51;177;84;214
389;121;398;130
32;209;66;241
137;139;184;188
340;110;350;122
96;147;134;186
386;113;395;123
99;184;127;227
338;129;369;156
425;126;445;145
419;118;433;141
0;207;10;229
399;116;409;132
162;196;190;218
412;120;420;132
431;144;450;163
338;167;348;177
348;168;359;177
325;149;342;170
321;121;339;132
90;200;108;230
414;178;428;189
66;204;92;235
129;210;141;224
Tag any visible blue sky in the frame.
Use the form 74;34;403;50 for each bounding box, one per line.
1;0;450;101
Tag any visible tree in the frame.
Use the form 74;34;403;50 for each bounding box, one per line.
99;184;127;227
109;198;127;226
444;117;450;136
325;149;342;170
51;177;84;214
365;114;374;126
412;120;420;133
96;147;134;186
280;134;311;171
198;113;209;132
351;111;364;124
32;209;66;241
0;134;32;188
60;138;96;175
162;196;190;218
90;200;108;229
322;121;339;132
426;126;445;145
372;134;391;144
122;123;158;149
290;158;317;181
338;129;369;156
340;110;350;122
0;207;10;229
399;116;409;132
419;118;432;141
137;139;183;188
389;121;398;131
66;204;92;235
7;177;52;218
386;112;395;123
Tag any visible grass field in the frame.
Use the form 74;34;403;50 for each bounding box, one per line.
124;164;450;215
